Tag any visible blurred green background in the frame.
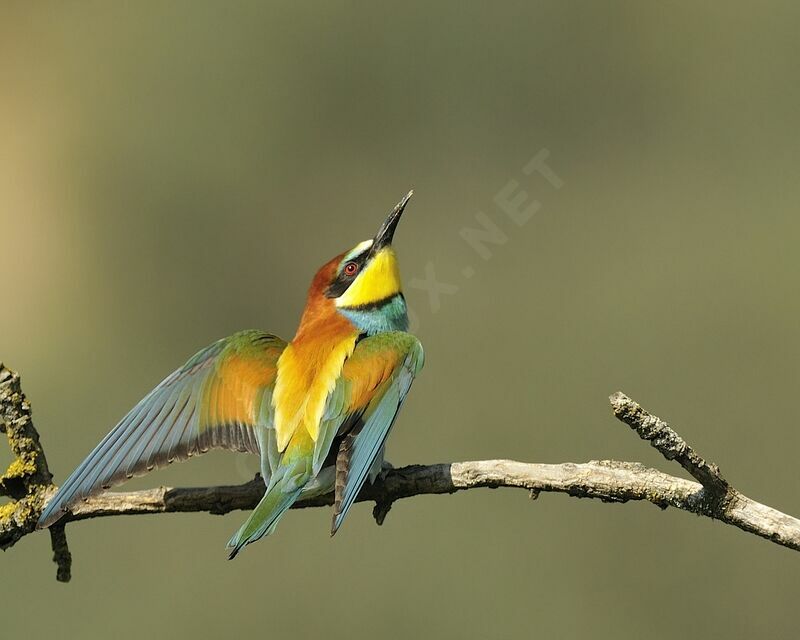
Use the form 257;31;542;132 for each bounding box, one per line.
2;2;799;638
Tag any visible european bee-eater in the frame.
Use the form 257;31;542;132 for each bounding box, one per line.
38;192;423;558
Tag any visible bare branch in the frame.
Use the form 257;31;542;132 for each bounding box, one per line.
3;363;800;584
609;391;729;496
54;458;800;553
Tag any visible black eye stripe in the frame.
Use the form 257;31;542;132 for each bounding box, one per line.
325;251;369;298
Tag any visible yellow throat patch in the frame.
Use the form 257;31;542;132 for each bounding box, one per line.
335;247;402;308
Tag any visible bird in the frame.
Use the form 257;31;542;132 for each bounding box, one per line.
37;191;424;559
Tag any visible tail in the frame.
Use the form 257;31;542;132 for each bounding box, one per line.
226;478;302;560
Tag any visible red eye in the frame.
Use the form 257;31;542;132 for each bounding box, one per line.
343;262;359;277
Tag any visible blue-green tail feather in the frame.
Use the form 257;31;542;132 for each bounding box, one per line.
226;480;302;559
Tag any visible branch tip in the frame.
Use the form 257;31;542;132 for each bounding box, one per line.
608;390;729;497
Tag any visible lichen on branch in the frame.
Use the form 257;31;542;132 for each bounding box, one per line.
0;364;71;582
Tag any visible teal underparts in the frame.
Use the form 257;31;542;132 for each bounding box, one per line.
339;294;409;335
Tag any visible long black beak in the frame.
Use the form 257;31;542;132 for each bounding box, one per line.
372;190;413;251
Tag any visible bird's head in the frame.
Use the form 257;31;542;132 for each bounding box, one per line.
298;191;413;338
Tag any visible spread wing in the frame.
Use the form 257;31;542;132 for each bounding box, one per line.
38;330;286;528
316;332;423;535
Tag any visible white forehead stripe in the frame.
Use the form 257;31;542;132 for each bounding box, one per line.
343;239;373;262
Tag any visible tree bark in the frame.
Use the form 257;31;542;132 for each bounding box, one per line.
3;363;799;584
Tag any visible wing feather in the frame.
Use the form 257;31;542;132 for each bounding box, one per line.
38;330;286;528
311;332;423;535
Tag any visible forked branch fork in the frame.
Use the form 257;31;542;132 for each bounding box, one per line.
2;363;799;584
